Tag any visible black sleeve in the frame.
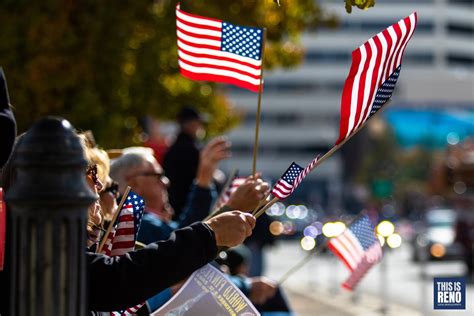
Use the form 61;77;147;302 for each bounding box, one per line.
87;222;217;312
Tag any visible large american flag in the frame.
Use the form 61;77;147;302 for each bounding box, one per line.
100;191;145;315
336;12;417;144
176;4;263;92
327;215;383;291
270;13;417;201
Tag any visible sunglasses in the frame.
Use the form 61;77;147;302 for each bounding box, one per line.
86;164;103;191
102;181;119;197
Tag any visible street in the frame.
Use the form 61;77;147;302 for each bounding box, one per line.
264;240;473;316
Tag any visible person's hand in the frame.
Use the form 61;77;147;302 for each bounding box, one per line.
204;211;256;248
249;277;278;305
196;137;231;187
226;174;269;212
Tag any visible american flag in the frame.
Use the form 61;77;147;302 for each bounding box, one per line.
102;191;145;257
336;12;417;144
271;162;304;199
214;177;246;210
327;215;383;291
100;191;145;315
176;4;263;92
271;155;321;200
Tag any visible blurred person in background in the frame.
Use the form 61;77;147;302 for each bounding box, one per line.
164;106;207;219
141;116;170;165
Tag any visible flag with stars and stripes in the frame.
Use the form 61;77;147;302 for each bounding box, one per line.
176;4;263;92
336;12;417;145
99;191;146;315
327;215;383;291
271;162;304;199
271;155;321;200
102;191;145;257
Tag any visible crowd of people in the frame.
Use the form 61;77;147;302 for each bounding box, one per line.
0;68;293;315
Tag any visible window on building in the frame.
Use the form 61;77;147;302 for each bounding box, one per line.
447;23;474;36
447;54;474;67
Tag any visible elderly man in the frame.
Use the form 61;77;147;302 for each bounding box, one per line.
110;137;269;245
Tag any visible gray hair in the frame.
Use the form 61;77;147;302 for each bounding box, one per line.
110;152;150;194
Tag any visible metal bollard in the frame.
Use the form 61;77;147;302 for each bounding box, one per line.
5;117;96;316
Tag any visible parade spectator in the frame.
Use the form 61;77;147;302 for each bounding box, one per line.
0;68;16;170
1;130;257;313
163;106;207;219
110;140;269;245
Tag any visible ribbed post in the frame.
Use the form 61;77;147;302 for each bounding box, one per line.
5;117;96;316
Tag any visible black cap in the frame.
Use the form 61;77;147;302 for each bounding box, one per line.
0;67;10;109
177;106;208;124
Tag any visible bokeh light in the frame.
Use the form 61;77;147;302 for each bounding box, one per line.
300;236;316;251
269;221;284;236
303;225;319;238
332;221;346;237
376;220;395;237
267;202;286;216
386;233;402;248
430;243;446;258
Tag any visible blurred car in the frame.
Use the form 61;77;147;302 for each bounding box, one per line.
412;208;464;261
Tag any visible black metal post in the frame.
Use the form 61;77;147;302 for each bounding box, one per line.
5;117;96;315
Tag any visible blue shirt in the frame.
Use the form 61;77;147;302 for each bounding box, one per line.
137;183;215;244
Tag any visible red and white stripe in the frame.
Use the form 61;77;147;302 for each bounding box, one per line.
328;230;382;291
341;243;383;290
102;204;136;257
176;4;262;92
271;179;293;199
99;203;144;315
336;12;417;144
215;177;246;209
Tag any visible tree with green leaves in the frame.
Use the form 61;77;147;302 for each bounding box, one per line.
0;0;343;147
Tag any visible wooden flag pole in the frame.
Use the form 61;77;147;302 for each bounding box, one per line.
278;250;319;284
254;100;393;217
97;186;131;253
252;28;267;176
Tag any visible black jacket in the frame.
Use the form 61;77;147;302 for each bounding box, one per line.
163;132;200;219
89;222;217;312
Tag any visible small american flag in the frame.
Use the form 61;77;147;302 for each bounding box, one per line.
271;155;321;200
100;191;145;315
102;192;145;257
327;215;383;291
214;177;246;210
176;4;263;92
336;12;417;144
271;162;304;199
